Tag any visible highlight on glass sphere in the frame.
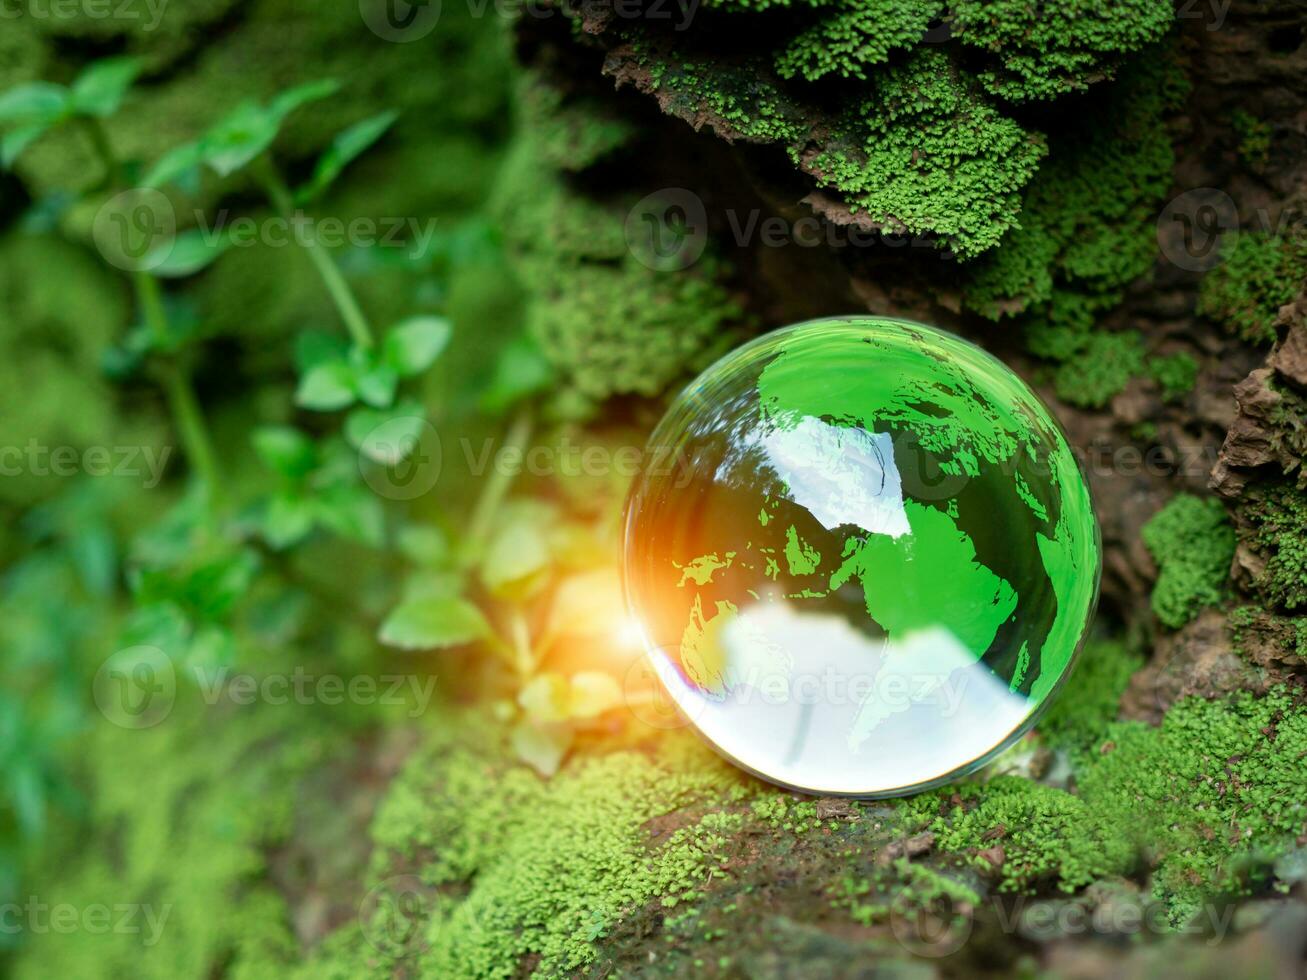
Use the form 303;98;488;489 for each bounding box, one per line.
622;316;1100;797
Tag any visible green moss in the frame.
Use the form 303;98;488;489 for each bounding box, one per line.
1197;232;1306;344
951;0;1173;101
1052;330;1145;408
910;776;1135;893
1037;639;1143;759
1078;687;1307;923
1141;494;1235;628
775;0;943;82
492;108;745;411
799;50;1046;258
351;722;756;978
11;698;337;980
1229;604;1307;663
638;51;809;144
1241;482;1307;611
514;71;637;172
964;54;1186;377
1232;109;1272;170
1148;351;1198;401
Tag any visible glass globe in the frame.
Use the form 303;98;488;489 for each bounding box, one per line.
623;317;1100;797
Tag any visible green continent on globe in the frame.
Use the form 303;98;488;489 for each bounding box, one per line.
624;317;1100;797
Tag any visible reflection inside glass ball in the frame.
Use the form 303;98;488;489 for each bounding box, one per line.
623;317;1100;797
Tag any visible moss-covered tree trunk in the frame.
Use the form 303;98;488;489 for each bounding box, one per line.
6;1;1307;978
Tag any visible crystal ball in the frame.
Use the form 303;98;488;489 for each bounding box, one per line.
623;317;1100;797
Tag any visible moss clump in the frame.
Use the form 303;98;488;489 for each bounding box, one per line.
775;0;944;82
1148;351;1199;401
11;698;337;980
1231;109;1272;170
951;0;1173;101
1241;482;1307;611
1037;639;1143;759
798;50;1046;258
1197;232;1307;344
353;722;755;978
1141;494;1236;628
909;776;1135;893
1078;687;1307;923
1052;330;1145;408
492;88;745;411
961;53;1186;314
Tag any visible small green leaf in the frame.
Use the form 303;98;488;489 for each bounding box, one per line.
345;401;426;464
312;484;385;547
2;124;50;169
269;79;341;118
295;360;356;411
294;329;349;372
378;596;489;650
383;315;451;377
252;426;318;478
480;506;550;598
353;362;399;409
519;673;571;723
481;332;555;413
511;719;572;777
145;228;231;278
0;82;68;124
397;525;451;568
199;101;281;177
261;491;315;549
69;56;144;117
568;672;622;719
143;141;205;190
297;110;398;203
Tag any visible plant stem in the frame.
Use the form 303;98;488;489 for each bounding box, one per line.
85;118;223;505
254;157;375;349
134;271;222;503
462;406;535;568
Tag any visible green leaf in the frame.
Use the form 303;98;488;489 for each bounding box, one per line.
510;719;572;777
519;673;571;723
295;360;356;411
252;426;318;478
353;362;399;409
480;507;550;598
199;101;281;177
1;124;50;169
397;525;451;567
143;141;205;190
0;82;68;124
261;491;315;549
294;329;349;372
481;332;555;413
9;763;45;838
378;596;489;650
568;672;622;719
383;316;451;377
269;79;341;118
69;56;144;118
313;484;385;547
296;110;398;203
145;228;231;278
345;401;426;464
